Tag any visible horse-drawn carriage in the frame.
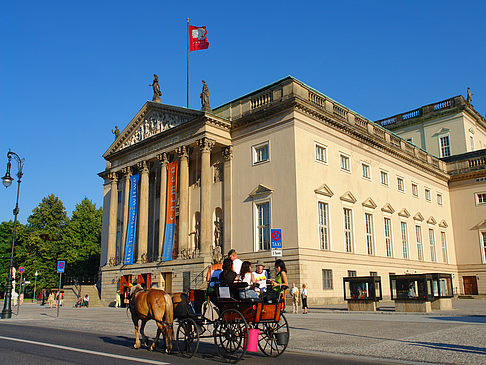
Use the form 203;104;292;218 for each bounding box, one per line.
173;282;290;362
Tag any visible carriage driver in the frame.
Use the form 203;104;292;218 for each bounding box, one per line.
252;261;268;294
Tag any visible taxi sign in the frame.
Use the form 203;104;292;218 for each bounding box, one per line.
271;229;282;249
57;261;65;273
18;266;25;274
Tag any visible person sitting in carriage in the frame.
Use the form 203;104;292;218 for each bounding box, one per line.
263;259;289;302
218;258;241;299
238;261;259;299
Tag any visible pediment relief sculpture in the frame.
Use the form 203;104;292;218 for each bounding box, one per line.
398;208;410;218
340;191;357;204
315;184;334;197
438;220;448;228
362;197;377;209
249;184;273;198
427;216;437;225
413;212;424;221
381;203;395;214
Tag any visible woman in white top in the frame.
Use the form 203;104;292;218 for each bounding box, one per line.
238;261;259;299
301;283;308;314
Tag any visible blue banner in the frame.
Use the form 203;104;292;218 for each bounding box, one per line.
161;223;175;261
124;174;139;265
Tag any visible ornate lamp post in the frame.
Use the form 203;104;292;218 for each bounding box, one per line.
1;149;24;319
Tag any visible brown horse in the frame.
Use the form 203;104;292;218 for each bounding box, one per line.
129;285;174;352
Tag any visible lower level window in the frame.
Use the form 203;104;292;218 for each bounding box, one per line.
256;201;270;250
322;269;333;289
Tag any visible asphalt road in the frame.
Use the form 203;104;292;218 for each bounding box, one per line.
0;324;402;365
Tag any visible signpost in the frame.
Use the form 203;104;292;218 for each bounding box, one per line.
57;261;65;318
271;229;282;257
34;271;38;303
17;266;24;315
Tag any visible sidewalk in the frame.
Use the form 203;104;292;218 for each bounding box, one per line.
1;299;485;364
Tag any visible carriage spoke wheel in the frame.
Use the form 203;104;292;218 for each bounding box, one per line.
213;308;249;363
257;313;289;357
176;318;199;358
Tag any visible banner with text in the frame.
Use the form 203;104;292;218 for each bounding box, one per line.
162;161;178;261
124;174;139;265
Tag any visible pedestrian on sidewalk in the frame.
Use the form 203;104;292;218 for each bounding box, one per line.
115;290;121;308
301;283;308;314
47;291;55;308
290;283;300;313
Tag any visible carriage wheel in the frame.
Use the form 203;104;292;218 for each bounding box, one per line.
257;313;289;357
213;308;249;363
176;318;200;358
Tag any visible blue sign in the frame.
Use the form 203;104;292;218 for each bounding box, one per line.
57;261;65;273
271;229;282;249
124;174;139;265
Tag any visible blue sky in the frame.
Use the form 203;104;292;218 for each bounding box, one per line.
1;1;485;223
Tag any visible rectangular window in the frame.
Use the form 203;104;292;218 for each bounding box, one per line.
340;154;351;172
322;269;333;289
384;217;393;257
315;143;327;163
318;201;330;250
416;225;424;261
347;270;357;277
380;171;389;186
343;208;354;252
365;213;375;255
437;193;443;206
256;201;270;250
439;135;451;157
476;193;486;205
482;232;486;263
397;177;404;192
441;232;448;264
362;162;371;180
425;188;431;201
370;271;377;277
429;229;436;262
401;222;409;259
412;183;419;197
252;142;269;164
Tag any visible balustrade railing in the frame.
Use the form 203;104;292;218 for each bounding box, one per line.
355;115;368;129
469;157;486;168
402;109;421;120
251;92;273;109
308;90;326;107
333;104;347;119
433;99;452;111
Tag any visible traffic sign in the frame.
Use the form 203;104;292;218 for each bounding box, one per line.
18;266;24;274
57;261;65;273
271;229;282;249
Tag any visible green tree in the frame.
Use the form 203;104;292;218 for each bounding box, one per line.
0;220;26;292
64;197;102;279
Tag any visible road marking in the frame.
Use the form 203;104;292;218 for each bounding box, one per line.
0;335;170;364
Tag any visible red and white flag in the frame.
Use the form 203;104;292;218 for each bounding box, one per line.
189;25;209;51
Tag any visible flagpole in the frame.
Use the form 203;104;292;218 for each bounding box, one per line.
186;18;189;109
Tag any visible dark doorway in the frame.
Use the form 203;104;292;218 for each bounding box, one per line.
463;276;478;295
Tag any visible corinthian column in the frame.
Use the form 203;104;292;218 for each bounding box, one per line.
177;146;189;257
137;161;149;263
107;172;118;266
157;153;168;260
222;146;233;255
198;138;215;257
121;167;132;263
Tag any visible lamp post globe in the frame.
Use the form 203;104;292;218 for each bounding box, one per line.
1;150;24;319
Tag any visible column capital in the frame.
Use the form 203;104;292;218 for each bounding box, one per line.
109;172;118;183
137;161;149;174
121;166;132;178
176;145;189;160
222;146;233;161
198;137;215;153
156;152;169;166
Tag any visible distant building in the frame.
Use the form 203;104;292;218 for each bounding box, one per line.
99;77;485;305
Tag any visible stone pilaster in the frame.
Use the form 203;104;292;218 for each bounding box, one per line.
121;167;132;263
222;146;233;254
107;172;118;266
177;146;190;257
157;153;168;260
198;138;215;257
137;161;149;263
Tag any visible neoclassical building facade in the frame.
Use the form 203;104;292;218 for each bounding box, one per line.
99;77;485;305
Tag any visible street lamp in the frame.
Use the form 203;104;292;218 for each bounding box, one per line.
1;149;24;319
34;271;38;303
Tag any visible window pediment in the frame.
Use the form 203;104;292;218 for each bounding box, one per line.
414;212;424;221
427;216;437;225
340;191;357;204
362;197;377;209
438;220;448;228
398;208;410;218
381;203;395;214
315;184;334;197
249;184;273;198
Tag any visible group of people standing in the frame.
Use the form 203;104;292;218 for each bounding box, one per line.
290;282;309;314
39;289;63;308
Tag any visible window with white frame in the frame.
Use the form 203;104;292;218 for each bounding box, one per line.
343;208;354;253
365;213;375;255
255;201;270;250
429;228;436;262
412;183;419;197
318;201;330;250
439;135;451;158
397;177;404;192
322;269;333;289
415;225;424;261
437;193;443;206
380;170;389;186
440;231;448;264
481;232;486;263
362;162;371;180
384;217;393;257
425;188;431;202
401;222;409;259
252;142;269;164
348;270;357;277
315;143;327;163
475;193;486;205
340;153;351;172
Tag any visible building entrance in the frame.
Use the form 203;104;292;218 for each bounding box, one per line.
463;276;478;295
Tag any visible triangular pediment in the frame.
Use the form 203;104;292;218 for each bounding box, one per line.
474;219;486;229
381;203;395;214
432;127;450;137
103;102;204;157
398;208;410;218
362;197;377;209
438;220;448;228
427;216;437;225
413;212;424;221
340;191;357;204
315;184;334;197
249;184;273;198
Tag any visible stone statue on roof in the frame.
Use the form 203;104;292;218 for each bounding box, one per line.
200;80;211;112
149;74;162;103
112;125;120;139
466;87;473;104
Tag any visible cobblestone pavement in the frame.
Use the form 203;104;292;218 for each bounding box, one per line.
1;298;485;364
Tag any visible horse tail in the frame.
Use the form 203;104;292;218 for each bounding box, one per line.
164;292;174;325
